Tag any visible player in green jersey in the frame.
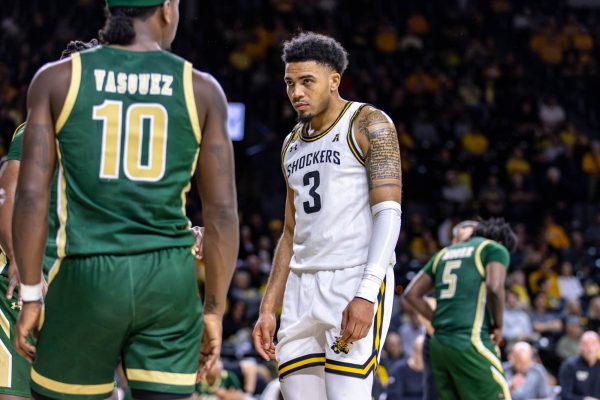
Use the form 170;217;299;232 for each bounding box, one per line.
0;40;98;399
12;1;239;399
404;218;517;400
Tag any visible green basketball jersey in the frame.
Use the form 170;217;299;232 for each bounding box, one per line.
422;236;510;350
53;46;201;257
3;123;58;277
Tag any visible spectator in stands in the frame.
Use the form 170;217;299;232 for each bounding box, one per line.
539;95;566;131
559;331;600;399
399;311;425;358
380;332;406;373
508;270;531;308
557;317;584;360
386;335;425;400
587;296;600;333
531;292;563;341
503;342;552;400
504;290;533;345
584;212;600;246
582;140;600;200
558;261;584;303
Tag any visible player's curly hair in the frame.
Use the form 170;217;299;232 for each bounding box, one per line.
98;6;158;45
282;32;349;75
473;218;518;252
60;39;99;60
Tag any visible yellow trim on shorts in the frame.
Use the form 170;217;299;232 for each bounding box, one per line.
126;368;197;386
474;240;492;278
31;368;114;395
471;283;503;372
325;354;377;377
431;248;448;275
278;354;327;377
491;366;512;400
0;307;9;338
183;61;202;144
374;280;385;351
55;53;81;134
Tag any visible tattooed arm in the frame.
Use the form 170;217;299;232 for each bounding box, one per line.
340;106;402;345
193;70;239;378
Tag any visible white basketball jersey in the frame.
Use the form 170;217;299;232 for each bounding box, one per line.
282;101;378;270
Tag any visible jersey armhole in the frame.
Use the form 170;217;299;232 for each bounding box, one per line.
55;53;82;135
280;128;299;180
347;104;368;165
474;240;492;278
431;248;448;275
183;61;202;145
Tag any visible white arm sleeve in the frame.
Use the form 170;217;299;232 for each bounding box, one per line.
355;201;402;303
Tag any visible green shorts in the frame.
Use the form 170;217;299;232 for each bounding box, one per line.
429;335;511;400
0;276;31;398
31;247;203;400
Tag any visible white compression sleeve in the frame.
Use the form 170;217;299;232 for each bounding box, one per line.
355;201;402;303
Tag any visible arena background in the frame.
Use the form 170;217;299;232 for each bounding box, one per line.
1;0;600;398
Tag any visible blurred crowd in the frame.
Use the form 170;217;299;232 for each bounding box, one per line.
2;0;600;398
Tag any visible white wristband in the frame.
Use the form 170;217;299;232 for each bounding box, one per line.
20;283;43;302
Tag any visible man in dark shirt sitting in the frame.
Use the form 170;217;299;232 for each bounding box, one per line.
559;330;600;400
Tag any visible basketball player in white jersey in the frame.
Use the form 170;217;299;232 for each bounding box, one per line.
252;32;402;400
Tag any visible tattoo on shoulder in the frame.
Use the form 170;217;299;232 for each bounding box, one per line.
358;109;402;190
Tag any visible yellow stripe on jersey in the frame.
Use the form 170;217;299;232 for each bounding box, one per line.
31;368;114;395
346;104;367;165
50;144;68;281
127;368;196;386
491;366;512;400
183;61;202;145
299;102;353;142
55;52;82;134
431;248;448;275
11;122;26;140
471;283;503;372
474;239;492;278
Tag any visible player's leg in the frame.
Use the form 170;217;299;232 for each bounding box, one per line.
422;334;438;400
451;343;510;400
428;336;460;400
31;256;132;399
277;270;328;400
279;366;327;400
324;266;394;400
0;276;31;399
121;247;202;399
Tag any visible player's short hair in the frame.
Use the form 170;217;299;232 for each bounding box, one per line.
60;39;99;60
282;32;349;75
473;218;518;252
98;6;159;45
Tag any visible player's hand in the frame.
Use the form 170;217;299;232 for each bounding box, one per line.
192;226;205;261
197;313;222;381
340;297;374;345
252;312;276;361
215;388;249;400
490;326;503;347
6;261;20;301
13;301;42;363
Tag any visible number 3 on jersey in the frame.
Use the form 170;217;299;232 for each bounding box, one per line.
93;100;168;182
440;260;461;299
303;171;321;214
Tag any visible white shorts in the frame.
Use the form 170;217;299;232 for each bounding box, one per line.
276;265;394;379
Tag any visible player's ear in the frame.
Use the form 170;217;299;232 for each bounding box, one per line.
161;0;173;25
329;72;341;92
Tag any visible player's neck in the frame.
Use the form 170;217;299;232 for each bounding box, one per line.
307;96;347;134
110;21;164;52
